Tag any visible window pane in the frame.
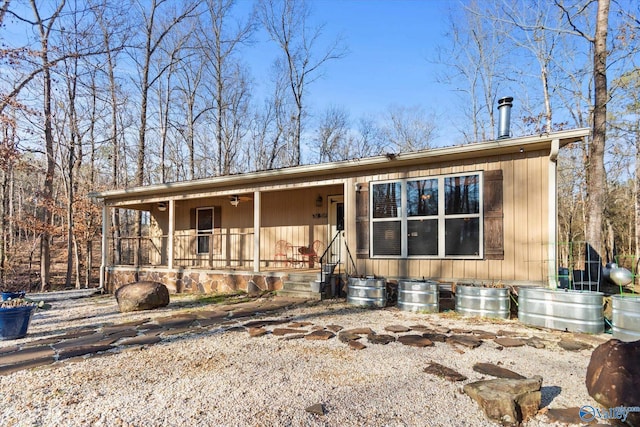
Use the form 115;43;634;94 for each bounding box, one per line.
372;183;401;218
408;219;438;256
197;235;210;254
407;179;438;217
197;209;213;231
372;221;401;256
445;218;480;256
445;175;479;215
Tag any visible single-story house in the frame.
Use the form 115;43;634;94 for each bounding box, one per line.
90;127;590;295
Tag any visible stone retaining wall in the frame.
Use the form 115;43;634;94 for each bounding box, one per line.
105;267;284;294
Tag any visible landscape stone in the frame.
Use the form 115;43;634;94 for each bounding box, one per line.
384;325;411;333
289;321;313;328
558;338;592;351
156;314;198;328
248;327;268;337
0;356;56;375
243;319;287;328
367;334;395;345
586;339;640;426
544;407;584;424
473;363;525;379
338;332;361;343
272;328;308;336
57;344;116;360
305;330;335;340
342;327;374;335
0;345;19;354
119;335;163;346
0;345;55;366
463;376;543;426
348;341;366;350
472;329;497;339
422;332;448;342
423;362;467;382
397;335;434;347
326;325;343;332
525;337;546;349
280;333;306;341
115;281;169;312
305;403;324;416
447;334;483;348
494;337;525;348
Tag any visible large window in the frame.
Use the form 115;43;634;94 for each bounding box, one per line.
371;172;482;258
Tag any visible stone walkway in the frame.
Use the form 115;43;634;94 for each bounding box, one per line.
0;295;310;376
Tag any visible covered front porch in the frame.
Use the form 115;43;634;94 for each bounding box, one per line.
99;183;351;293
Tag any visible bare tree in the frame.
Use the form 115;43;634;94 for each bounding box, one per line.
554;0;610;259
314;106;349;163
258;0;346;166
379;105;438;153
437;0;509;143
198;0;254;176
131;0;199;187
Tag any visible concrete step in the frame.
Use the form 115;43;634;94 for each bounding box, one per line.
283;281;315;292
276;288;322;300
286;273;317;283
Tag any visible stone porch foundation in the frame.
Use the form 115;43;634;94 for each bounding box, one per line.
105;267;285;294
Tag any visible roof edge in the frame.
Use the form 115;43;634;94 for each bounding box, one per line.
90;127;590;200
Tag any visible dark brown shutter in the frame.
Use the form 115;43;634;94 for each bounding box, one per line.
213;206;222;229
483;170;504;260
355;184;369;258
190;208;196;229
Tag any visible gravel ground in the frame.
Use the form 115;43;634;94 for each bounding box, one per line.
0;293;610;427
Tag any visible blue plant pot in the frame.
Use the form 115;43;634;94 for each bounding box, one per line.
0;305;36;340
1;291;26;301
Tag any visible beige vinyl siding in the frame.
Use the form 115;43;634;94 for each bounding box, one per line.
355;149;551;285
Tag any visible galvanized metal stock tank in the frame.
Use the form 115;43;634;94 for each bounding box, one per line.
518;287;604;334
397;280;439;313
612;295;640;342
347;277;386;308
455;285;510;319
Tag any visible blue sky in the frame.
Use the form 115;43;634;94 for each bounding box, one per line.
243;0;461;144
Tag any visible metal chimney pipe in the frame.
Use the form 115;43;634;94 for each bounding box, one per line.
497;96;513;139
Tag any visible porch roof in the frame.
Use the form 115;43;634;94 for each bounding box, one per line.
90;128;589;206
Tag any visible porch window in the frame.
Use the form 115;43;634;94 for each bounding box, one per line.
370;172;482;258
196;207;215;254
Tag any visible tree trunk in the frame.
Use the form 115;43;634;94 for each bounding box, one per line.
585;0;609;260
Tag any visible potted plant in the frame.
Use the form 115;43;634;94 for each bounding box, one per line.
0;295;42;340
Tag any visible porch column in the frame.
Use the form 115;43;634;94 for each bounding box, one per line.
548;138;560;288
253;191;261;272
99;204;108;290
168;199;175;269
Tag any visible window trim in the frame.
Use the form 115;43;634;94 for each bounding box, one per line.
370;171;484;259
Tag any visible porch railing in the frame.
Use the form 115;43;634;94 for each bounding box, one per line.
173;231;254;268
106;232;254;269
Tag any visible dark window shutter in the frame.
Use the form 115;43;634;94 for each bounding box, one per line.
355;184;370;258
483;170;504;260
190;208;196;229
213;206;222;229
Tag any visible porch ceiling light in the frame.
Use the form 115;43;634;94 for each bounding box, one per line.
316;195;323;207
230;195;240;207
157;202;167;211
